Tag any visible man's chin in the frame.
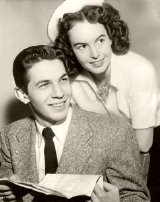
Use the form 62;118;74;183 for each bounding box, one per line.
52;114;68;124
51;108;69;123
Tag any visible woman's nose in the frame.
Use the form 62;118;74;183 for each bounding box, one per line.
90;46;99;59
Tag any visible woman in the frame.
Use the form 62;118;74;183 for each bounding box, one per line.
47;0;160;154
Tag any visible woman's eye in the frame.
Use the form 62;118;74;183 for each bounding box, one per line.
98;38;105;44
76;44;86;50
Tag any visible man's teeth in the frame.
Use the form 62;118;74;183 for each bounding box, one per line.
53;102;64;107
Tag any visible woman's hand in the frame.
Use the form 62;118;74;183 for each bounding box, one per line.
135;128;153;153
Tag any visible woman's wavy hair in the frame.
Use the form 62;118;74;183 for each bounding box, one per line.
54;2;130;75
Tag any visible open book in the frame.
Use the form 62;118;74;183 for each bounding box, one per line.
0;174;103;199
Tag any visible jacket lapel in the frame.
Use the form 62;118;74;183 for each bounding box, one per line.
15;117;39;183
14;107;93;179
57;106;93;174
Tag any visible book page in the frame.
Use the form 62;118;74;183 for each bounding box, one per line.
0;174;103;199
39;174;103;198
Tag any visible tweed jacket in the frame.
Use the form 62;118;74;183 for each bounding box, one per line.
0;105;150;202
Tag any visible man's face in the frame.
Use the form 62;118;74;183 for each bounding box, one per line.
25;59;72;126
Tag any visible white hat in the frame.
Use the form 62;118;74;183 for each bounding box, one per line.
47;0;104;42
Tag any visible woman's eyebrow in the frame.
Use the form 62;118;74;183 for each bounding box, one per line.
96;34;106;41
73;42;86;47
73;34;106;46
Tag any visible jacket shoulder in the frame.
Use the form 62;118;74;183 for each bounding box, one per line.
75;106;133;137
79;108;136;148
85;110;131;130
0;117;34;136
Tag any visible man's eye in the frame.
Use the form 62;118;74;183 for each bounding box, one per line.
39;83;48;88
62;77;69;82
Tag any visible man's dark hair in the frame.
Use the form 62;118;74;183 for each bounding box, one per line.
54;2;130;75
13;45;70;93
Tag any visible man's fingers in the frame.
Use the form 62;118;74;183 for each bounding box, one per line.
93;183;119;201
0;185;11;192
0;194;17;202
91;192;98;202
5;194;17;200
93;184;103;195
9;175;19;182
0;183;16;200
103;182;119;193
0;177;20;202
0;191;13;197
93;184;107;199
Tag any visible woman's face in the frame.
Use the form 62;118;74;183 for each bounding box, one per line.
68;20;112;76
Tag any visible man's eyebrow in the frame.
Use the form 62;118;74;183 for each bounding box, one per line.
35;73;68;86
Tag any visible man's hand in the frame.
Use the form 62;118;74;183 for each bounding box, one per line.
0;175;19;202
91;182;120;202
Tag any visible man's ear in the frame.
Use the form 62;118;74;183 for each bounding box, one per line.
14;88;30;104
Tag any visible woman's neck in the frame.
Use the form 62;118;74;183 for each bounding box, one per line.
92;64;111;88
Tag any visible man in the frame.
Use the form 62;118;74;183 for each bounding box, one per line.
0;45;149;202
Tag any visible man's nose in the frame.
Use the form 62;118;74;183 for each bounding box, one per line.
51;84;64;98
90;46;99;59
